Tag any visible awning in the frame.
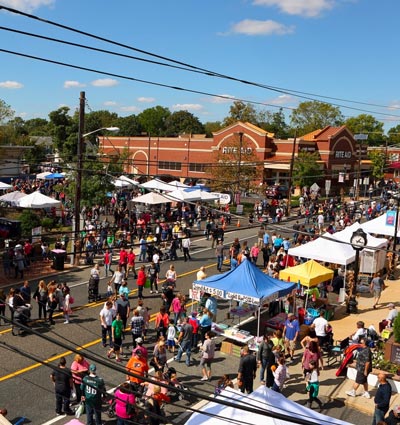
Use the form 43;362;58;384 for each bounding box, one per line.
264;163;290;170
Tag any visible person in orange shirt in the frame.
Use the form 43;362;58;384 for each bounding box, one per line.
126;349;149;393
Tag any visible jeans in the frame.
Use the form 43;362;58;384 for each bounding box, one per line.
259;358;269;382
101;325;113;346
217;255;223;271
117;418;130;425
85;403;102;425
176;340;192;365
372;407;387;425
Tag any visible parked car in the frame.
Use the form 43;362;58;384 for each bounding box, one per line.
265;185;289;199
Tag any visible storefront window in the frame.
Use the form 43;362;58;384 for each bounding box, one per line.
159;161;182;171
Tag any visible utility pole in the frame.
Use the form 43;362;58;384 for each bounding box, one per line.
286;133;297;217
73;91;85;265
236;132;243;205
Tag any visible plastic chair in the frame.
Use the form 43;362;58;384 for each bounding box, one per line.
327;337;349;366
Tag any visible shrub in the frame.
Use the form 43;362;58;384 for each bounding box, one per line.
20;210;41;237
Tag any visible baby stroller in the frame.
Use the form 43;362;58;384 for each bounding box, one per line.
88;277;100;302
12;304;32;336
162;367;189;401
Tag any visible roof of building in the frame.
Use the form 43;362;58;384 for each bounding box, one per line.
302;126;348;141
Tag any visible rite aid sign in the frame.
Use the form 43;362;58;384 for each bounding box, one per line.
334;151;352;159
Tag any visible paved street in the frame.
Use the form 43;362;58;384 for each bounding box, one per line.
0;223;373;425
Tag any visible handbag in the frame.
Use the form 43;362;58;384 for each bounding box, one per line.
144;278;151;289
75;401;85;418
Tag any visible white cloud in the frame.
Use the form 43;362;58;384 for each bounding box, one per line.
103;101;117;106
64;80;86;89
120;106;140;112
209;94;236;104
253;0;335;17
1;0;55;13
231;19;294;35
137;97;155;103
16;112;27;118
91;78;119;87
269;94;296;105
172;103;204;111
0;80;23;89
388;101;400;111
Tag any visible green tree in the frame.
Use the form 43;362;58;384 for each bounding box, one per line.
345;114;385;146
290;101;344;135
259;108;290;138
48;106;76;160
0;99;14;124
368;149;386;180
23;118;49;136
387;125;400;144
164;110;204;136
137;106;170;136
292;151;321;187
222;101;259;127
204;121;222;137
207;133;261;193
115;114;143;136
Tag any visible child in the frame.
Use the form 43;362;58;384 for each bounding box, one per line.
106;282;113;298
305;360;324;411
167;319;177;353
272;356;288;393
214;374;234;397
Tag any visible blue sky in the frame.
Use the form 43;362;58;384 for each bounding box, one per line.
1;0;400;132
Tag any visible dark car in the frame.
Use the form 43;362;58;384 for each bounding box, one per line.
265;185;289;199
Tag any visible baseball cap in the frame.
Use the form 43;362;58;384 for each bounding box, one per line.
135;337;143;344
388;303;395;308
394;405;400;414
89;364;96;372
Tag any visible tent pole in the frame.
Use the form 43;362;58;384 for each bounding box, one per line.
257;306;261;337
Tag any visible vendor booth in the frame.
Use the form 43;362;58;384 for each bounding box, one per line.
192;261;295;354
185;385;353;425
361;211;400;238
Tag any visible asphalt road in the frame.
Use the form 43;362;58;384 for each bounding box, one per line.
0;223;372;425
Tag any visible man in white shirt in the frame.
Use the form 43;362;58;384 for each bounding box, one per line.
181;237;191;262
313;310;329;348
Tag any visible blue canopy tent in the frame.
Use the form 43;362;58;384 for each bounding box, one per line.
45;172;65;179
193;261;296;336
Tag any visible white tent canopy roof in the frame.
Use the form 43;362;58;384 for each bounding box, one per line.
361;212;400;237
118;175;140;185
0;191;27;206
0;181;13;189
16;191;61;208
36;171;52;180
130;192;172;204
140;178;188;192
186;386;353;425
164;189;200;202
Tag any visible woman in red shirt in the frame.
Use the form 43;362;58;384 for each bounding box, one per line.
136;264;146;300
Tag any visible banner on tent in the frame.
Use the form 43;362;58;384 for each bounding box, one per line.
189;288;201;302
226;292;259;305
386;211;397;227
192;283;224;298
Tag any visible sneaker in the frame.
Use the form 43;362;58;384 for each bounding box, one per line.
150;290;153;294
63;321;70;324
200;376;208;381
362;392;371;399
155;290;159;294
346;390;356;397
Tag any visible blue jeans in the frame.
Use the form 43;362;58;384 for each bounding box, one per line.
85;403;102;425
176;340;192;365
217;255;223;271
259;358;269;381
372;407;387;425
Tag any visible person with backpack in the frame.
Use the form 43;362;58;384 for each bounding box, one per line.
81;364;106;425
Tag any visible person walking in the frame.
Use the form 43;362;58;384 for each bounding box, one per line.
108;312;124;362
116;293;131;335
372;373;392;425
283;313;300;362
136;265;146;300
50;357;74;415
154;306;169;339
103;248;112;277
200;331;215;381
346;337;372;399
313;310;329;348
33;280;48;321
237;345;257;394
126;349;149;393
305;360;324;411
127;248;138;279
181;236;191;261
215;241;225;272
109;265;125;296
272;356;288;393
370;272;385;309
81;364;106;425
114;382;135;425
250;242;259;265
100;300;116;347
130;309;145;348
148;261;159;294
63;287;72;324
257;333;274;384
174;316;193;366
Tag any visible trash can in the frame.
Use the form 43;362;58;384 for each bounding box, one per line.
51;249;66;271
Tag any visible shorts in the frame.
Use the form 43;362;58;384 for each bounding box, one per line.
355;370;368;385
200;357;213;368
285;338;296;352
167;339;175;347
374;289;381;298
113;337;122;351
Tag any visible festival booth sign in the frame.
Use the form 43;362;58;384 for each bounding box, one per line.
361;211;400;238
192;261;295;336
185;385;353;425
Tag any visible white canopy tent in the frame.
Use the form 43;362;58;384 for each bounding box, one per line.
113;179;134;188
185;386;353;425
36;171;52;180
118;175;140;186
0;191;27;206
188;189;219;202
0;182;13;190
16;192;61;208
130;192;172;205
361;212;400;237
140;178;188;192
164;189;200;202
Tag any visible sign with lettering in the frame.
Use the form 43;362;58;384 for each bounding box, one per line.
222;146;252;154
386;211;396;227
192;283;225;298
391;344;400;365
334;151;352;159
